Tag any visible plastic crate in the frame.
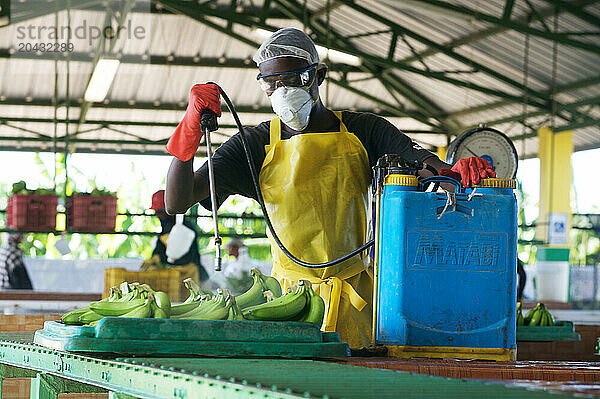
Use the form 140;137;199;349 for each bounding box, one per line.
517;321;581;342
66;195;117;232
103;267;183;302
6;194;58;231
34;319;349;358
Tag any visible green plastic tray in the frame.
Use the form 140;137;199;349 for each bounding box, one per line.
516;320;581;342
33;318;350;358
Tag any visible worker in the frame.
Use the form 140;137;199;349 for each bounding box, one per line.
164;28;495;347
141;190;209;283
517;258;527;302
0;234;33;290
227;238;244;260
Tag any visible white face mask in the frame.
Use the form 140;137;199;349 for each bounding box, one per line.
269;86;314;131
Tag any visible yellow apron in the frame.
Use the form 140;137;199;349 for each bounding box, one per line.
259;111;373;348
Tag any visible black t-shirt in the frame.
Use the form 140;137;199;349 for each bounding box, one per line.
197;111;434;210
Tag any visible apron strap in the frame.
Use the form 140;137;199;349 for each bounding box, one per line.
269;112;347;147
274;257;368;332
332;111;349;133
269;118;281;147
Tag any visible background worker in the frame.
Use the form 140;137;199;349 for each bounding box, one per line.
164;28;495;348
517;258;527;302
141;190;209;283
0;234;33;290
227;238;244;260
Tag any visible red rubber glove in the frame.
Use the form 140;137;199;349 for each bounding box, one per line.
166;83;222;162
439;157;496;187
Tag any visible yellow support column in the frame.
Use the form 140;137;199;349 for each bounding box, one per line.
536;127;572;301
537;127;572;246
436;146;447;163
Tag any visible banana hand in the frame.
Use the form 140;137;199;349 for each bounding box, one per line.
61;306;91;325
528;308;542;326
298;281;325;328
243;283;307;321
235;268;267;309
90;298;147;316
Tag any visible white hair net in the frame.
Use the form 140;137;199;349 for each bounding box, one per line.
253;28;320;66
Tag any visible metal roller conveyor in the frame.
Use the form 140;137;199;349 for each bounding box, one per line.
0;333;578;398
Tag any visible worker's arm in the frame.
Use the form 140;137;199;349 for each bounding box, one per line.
164;83;222;214
165;158;210;214
423;155;451;172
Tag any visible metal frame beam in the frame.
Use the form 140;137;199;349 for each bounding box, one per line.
158;0;438;129
6;0;290;24
336;0;579;125
387;0;600;55
0;49;361;74
7;0;102;24
155;0;549;110
447;74;600;118
0;115;444;136
540;0;600;27
502;0;516;21
76;0;135;132
458;95;600;126
0;97;401;117
3;0;597;138
400;0;598;63
1;116;180;128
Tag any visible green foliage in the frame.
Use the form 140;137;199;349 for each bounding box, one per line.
1;153;271;261
516;178;537;264
570;223;600;266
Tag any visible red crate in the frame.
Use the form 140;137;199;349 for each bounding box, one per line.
6;195;58;231
66;195;118;232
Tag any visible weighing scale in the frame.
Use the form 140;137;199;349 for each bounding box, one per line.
446;125;519;179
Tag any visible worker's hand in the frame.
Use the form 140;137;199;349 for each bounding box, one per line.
439;157;496;187
166;83;222;162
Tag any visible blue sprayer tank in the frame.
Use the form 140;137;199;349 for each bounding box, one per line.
374;167;517;361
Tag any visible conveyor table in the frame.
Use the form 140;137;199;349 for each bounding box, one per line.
0;333;584;398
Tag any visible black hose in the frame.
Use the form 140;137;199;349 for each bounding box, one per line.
213;84;374;268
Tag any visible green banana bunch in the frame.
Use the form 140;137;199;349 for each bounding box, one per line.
176;289;231;320
119;295;153;319
545;307;555;326
152;291;171;318
226;293;245;321
183;278;213;299
79;309;103;324
243;282;307;321
522;303;556;327
139;284;171;318
254;268;283;298
61;286;121;325
536;303;555;326
104;286;122;302
115;287;142;303
170;280;212;316
298;281;325;328
264;291;275;302
235;269;268;309
516;302;524;326
528;305;542;326
90;296;147;317
61;307;92;325
523;303;539;325
170;297;206;317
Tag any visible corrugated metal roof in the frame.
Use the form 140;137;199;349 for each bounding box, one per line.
0;0;598;159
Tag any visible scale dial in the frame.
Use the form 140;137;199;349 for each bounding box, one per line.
446;127;518;179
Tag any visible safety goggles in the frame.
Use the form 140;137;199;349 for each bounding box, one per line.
256;64;318;93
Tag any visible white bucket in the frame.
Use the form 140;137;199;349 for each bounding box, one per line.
535;261;570;302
